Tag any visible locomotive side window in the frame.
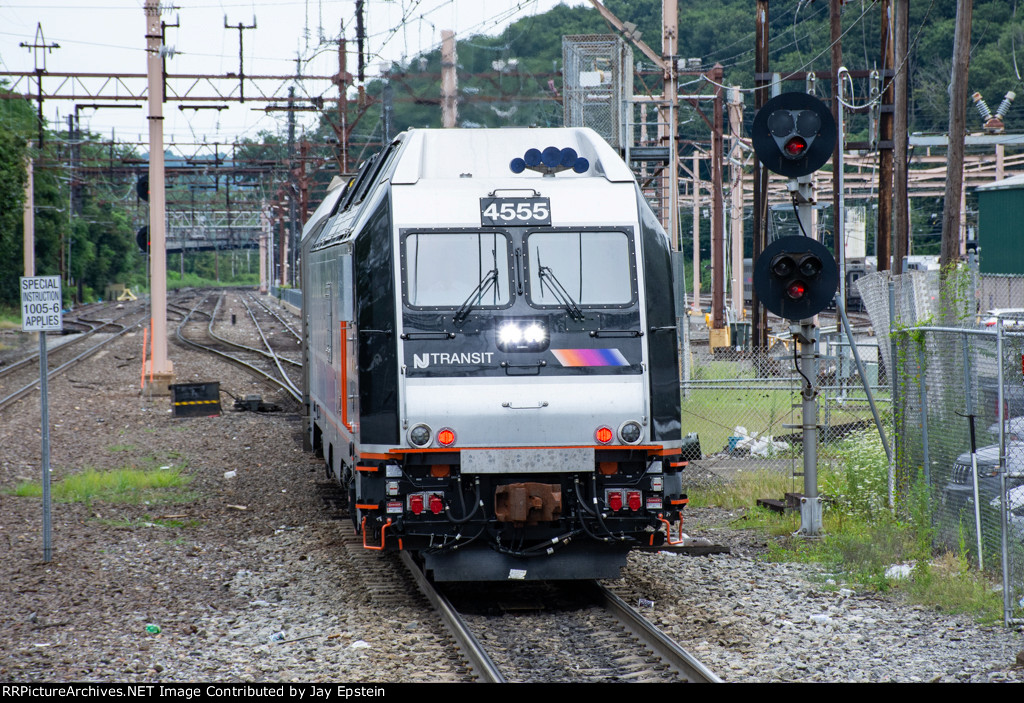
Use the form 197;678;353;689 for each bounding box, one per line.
525;230;635;308
402;231;512;309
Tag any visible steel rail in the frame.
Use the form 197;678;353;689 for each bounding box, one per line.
240;295;301;398
594;583;722;683
247;292;302;344
0;313;146;413
175;294;301;404
399;552;506;684
204;294;301;368
0;305;140;381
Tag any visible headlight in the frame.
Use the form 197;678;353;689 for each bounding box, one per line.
498;323;523;345
409;424;432;447
496;320;549;352
618;420;643;444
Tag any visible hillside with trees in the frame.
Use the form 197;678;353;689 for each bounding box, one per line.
1;0;1022;308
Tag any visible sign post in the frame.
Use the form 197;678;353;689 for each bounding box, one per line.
21;275;62;563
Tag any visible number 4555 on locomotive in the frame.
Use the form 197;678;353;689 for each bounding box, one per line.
301;127;689;581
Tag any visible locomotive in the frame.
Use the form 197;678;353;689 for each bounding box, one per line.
301;127;687;581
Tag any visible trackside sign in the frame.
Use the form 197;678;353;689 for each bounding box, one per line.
21;276;63;332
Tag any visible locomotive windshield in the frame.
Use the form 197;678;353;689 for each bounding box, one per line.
403;231;512;308
526;231;635;307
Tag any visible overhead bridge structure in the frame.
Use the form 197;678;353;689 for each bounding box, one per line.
163;210;267;253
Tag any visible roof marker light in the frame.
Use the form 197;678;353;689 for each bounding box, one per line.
541;146;562;168
510;146;589;176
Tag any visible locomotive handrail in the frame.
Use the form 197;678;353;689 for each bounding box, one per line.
500;360;546;375
401;331;456;340
590;329;643;338
487;187;540;197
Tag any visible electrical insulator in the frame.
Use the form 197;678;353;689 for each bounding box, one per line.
972;92;992;122
995;91;1016;120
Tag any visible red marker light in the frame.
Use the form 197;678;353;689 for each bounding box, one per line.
437;428;456;446
595;426;614;444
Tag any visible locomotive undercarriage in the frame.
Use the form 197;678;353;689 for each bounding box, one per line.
343;450;687;580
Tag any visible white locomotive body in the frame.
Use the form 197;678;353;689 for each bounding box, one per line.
302;128;685;581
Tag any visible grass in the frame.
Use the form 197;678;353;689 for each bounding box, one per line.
686;469;798;510
687;428;1007;624
682;371;889;458
9;466;195;506
167;271;259;290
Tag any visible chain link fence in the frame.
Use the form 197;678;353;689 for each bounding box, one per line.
681;268;1024;625
681;318;890;489
561;35;632;151
858;268;1024;626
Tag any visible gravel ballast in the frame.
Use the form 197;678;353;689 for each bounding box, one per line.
1;295;1022;683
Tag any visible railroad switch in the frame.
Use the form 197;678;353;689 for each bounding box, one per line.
233;394;281;413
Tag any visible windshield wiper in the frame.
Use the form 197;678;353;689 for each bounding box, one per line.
453;268;498;323
538;264;585;322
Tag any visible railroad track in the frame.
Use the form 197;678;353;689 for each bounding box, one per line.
401;555;722;683
0;301;148;414
173;290;303;405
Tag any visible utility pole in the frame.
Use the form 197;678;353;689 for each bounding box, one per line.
877;0;894;272
19;23;59;148
693;152;701;313
441;30;458;128
830;0;845;311
662;0;679;252
711;65;725;330
224;14;257;102
729;87;744;318
893;0;910;275
287;85;297;286
752;0;770;349
941;0;973;273
23;151;34;277
144;0;173;391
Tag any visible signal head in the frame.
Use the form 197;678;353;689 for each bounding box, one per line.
753;236;838;320
751;92;836;178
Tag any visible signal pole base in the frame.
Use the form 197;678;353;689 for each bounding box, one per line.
143;362;176;397
797;495;823;537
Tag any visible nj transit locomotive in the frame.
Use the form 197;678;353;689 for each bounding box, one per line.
301;127;687;581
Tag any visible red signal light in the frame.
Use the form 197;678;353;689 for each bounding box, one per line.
784;136;808;157
787;281;807;300
595;426;614;444
436;428;456;446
